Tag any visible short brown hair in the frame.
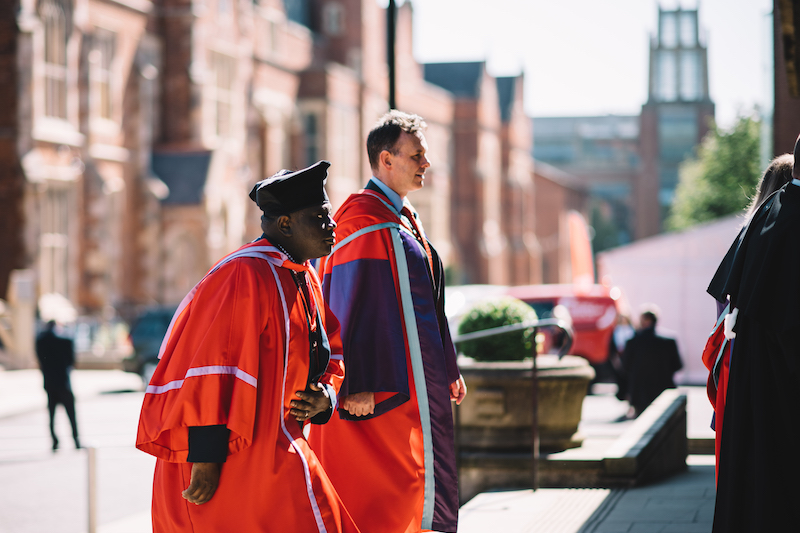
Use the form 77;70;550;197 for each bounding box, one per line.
366;110;427;170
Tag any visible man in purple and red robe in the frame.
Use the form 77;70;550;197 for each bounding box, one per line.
308;111;466;533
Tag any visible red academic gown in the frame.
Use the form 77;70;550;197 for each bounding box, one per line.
308;187;461;533
136;241;359;533
700;302;732;484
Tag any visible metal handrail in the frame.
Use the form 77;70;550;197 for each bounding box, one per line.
451;317;574;491
452;317;574;357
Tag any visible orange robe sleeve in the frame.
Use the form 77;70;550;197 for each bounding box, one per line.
136;259;269;462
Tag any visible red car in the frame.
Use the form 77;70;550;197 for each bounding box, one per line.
505;284;619;366
445;283;620;369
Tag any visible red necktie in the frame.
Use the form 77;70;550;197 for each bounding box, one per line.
401;205;434;278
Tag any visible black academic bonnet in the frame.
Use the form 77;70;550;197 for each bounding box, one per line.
249;160;331;216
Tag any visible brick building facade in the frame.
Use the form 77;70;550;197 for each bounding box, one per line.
533;162;589;285
773;0;800;155
1;0;578;331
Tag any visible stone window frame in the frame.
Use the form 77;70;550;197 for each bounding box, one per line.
303;111;321;167
39;0;69;120
89;27;117;123
207;49;237;140
32;0;83;147
322;2;345;36
39;183;72;297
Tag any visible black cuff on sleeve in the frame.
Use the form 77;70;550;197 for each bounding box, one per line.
309;384;334;425
309;403;333;425
187;425;230;463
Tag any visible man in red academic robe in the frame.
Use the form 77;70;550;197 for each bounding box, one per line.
308;111;466;533
136;161;360;533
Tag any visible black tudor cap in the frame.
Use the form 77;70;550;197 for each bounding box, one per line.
249;160;331;216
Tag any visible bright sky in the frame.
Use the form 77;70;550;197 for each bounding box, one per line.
406;0;774;129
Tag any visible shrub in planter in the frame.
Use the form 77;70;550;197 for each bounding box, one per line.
457;297;538;362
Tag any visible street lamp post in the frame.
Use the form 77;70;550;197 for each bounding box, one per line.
387;0;397;110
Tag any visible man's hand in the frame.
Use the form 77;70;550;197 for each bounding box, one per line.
291;382;331;422
450;375;467;405
341;391;375;417
182;462;221;505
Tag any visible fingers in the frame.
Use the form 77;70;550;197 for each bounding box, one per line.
182;463;221;505
292;386;332;421
290;406;313;421
341;392;375;417
344;403;370;417
297;381;325;397
295;384;328;403
450;377;467;405
182;483;213;505
455;387;467;405
290;399;312;420
345;405;368;416
291;398;320;421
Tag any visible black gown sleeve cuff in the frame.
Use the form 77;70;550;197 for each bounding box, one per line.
187;425;230;463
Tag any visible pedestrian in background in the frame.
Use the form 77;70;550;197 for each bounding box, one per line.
35;319;80;451
610;313;634;401
622;306;682;418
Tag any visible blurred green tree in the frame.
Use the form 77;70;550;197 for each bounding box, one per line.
667;114;762;231
589;200;621;254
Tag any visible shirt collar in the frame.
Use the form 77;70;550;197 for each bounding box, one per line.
792;178;800;187
368;177;404;213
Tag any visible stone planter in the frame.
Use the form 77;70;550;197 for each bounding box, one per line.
456;354;596;453
455;354;596;502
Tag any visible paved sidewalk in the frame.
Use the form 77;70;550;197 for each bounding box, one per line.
1;368;716;532
457;385;716;532
459;461;715;532
0;368;144;420
71;464;715;533
82;511;151;533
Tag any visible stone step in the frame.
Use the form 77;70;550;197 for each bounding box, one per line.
457;390;689;502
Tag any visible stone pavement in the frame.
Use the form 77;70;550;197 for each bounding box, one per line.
0;367;145;420
458;461;714;532
457;384;716;532
0;368;716;533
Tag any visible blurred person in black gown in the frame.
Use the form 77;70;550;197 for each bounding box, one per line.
708;137;800;532
36;320;80;450
622;307;682;418
610;314;634;401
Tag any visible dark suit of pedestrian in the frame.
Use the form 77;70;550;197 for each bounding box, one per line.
623;327;682;416
36;325;80;449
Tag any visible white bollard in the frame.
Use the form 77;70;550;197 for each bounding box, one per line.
87;446;97;533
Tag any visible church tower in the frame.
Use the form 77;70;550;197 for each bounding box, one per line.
637;6;715;238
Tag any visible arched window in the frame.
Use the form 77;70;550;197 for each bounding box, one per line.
39;0;70;119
